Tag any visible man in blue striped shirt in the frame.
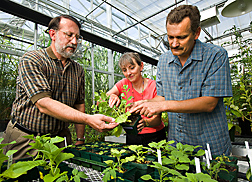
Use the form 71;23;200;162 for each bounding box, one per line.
130;5;232;155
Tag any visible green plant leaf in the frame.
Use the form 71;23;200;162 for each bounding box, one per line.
50;136;65;144
195;149;205;157
111;125;123;137
175;164;189;171
115;113;129;123
0;160;45;179
5;150;18;157
0;141;16;150
141;174;153;180
44;170;67;182
55;152;74;166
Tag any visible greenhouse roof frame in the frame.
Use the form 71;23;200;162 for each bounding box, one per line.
0;0;252;64
0;0;159;65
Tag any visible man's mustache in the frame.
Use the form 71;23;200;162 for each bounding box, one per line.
170;46;183;50
65;44;77;49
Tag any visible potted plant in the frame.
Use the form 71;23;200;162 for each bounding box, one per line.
0;138;45;182
92;85;141;137
127;145;156;181
23;134;87;182
204;161;236;182
102;148;136;182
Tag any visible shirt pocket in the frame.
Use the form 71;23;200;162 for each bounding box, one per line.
188;74;206;99
184;114;204;136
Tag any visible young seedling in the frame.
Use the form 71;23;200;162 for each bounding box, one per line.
102;148;135;182
128;145;150;164
141;160;183;181
207;161;228;181
0;138;45;181
142;140;208;182
92;85;133;137
0;138;17;170
23;134;87;182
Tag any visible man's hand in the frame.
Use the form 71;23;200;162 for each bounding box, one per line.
75;141;84;145
126;100;147;112
86;114;118;132
129;101;163;118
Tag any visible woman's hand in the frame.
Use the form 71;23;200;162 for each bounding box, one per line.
137;118;145;131
137;114;162;132
109;94;121;108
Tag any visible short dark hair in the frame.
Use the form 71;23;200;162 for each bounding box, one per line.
48;15;81;30
166;5;200;34
119;52;142;68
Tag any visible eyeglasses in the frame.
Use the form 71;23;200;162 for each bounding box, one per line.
58;30;83;44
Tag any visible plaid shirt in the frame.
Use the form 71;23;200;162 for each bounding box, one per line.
11;47;85;134
157;39;232;155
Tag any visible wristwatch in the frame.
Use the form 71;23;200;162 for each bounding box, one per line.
144;119;150;127
76;137;85;141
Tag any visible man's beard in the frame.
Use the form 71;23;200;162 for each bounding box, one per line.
55;38;77;58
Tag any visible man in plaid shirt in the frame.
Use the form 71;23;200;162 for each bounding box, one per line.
130;5;232;155
2;15;118;160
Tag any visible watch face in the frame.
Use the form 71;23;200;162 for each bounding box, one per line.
77;138;85;141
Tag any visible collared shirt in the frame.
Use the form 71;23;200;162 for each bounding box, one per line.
156;39;232;155
11;46;85;134
115;78;165;134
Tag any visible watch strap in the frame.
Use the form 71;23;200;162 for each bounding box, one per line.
76;137;85;141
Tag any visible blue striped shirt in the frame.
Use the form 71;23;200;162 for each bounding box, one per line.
157;39;232;155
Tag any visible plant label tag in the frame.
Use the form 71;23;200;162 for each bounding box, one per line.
64;137;67;147
245;141;252;174
7;154;13;169
205;150;210;169
157;149;162;165
206;143;212;160
194;157;201;173
245;141;249;151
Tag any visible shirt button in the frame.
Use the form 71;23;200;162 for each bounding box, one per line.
180;87;183;89
179;130;182;132
178;115;181;118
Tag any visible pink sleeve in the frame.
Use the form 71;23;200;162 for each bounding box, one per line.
115;78;129;94
143;79;157;100
151;80;157;97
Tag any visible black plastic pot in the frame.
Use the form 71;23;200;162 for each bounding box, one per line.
121;114;142;135
110;164;137;182
238;117;252;136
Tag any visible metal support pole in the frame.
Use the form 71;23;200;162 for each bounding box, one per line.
91;43;95;105
107;0;114;89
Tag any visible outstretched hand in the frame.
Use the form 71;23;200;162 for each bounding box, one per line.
87;114;118;132
129;101;163;118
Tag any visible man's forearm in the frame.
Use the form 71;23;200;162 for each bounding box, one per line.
36;97;89;124
35;97;118;133
161;96;219;113
147;95;166;102
74;103;86;138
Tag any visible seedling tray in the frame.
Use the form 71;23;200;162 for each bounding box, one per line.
71;157;107;172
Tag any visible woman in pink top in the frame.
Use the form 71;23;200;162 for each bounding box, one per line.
107;52;166;145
